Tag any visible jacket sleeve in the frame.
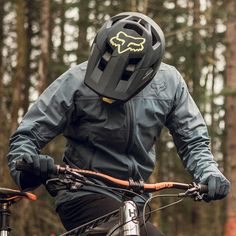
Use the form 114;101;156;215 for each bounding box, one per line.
165;70;221;183
8;68;80;189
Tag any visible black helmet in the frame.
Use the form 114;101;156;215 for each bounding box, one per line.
84;12;165;102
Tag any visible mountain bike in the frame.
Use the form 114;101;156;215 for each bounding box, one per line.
0;162;208;236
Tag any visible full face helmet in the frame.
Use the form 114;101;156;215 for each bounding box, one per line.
84;12;165;103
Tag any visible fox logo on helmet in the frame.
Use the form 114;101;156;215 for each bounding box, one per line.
109;31;146;54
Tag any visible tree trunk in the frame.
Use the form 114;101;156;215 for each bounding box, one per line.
10;2;30;235
38;0;50;94
142;0;149;14
0;0;6;182
58;0;65;66
77;0;90;64
11;0;27;133
224;1;236;236
130;0;137;11
22;0;34;115
192;0;203;104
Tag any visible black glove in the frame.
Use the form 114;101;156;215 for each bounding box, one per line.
19;153;54;190
203;174;230;202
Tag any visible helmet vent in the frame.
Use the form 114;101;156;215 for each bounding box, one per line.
98;52;111;71
151;28;158;46
129;58;141;65
103;51;112;61
98;57;107;71
111;19;119;25
121;69;133;81
111;16;124;26
120;58;141;81
106;42;114;54
98;43;113;71
139;19;148;28
124;23;143;36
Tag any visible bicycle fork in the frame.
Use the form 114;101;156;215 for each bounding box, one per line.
119;200;140;236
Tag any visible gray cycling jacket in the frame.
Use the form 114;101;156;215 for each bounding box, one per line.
8;61;221;207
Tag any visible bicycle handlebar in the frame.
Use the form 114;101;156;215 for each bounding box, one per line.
56;165;208;194
15;160;208;194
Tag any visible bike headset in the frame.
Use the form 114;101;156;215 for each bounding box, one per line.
84;12;165;104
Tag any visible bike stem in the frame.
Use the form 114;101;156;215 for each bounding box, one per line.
0;203;11;236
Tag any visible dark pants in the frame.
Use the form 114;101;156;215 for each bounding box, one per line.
57;194;165;236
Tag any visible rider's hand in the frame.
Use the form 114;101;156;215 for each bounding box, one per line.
203;174;230;202
19;153;54;189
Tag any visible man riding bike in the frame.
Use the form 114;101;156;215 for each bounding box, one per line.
7;12;230;236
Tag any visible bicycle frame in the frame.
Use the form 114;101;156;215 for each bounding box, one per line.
61;199;140;236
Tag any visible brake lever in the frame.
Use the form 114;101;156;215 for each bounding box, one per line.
178;183;206;201
58;168;100;191
46;167;87;194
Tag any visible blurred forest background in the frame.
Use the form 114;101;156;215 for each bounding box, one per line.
0;0;236;235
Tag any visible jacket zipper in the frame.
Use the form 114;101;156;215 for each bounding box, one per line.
125;100;138;178
125;100;135;153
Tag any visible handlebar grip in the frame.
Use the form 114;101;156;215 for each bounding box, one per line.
199;184;208;194
15;160;58;175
